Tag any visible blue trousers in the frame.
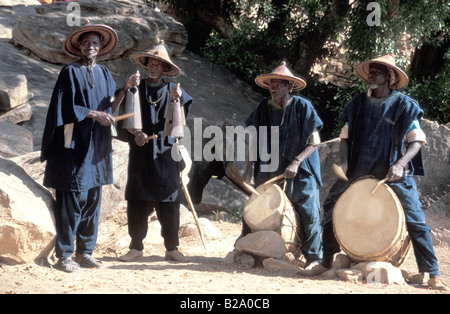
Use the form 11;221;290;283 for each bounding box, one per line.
322;175;439;276
285;172;323;262
54;187;102;259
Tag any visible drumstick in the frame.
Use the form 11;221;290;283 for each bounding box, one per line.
143;134;158;143
370;177;389;195
332;164;348;181
114;112;136;122
262;174;285;191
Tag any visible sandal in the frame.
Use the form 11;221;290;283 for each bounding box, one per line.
428;277;450;291
76;254;104;269
56;257;80;273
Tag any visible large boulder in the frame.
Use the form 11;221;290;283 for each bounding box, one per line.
0;121;33;158
11;0;188;65
0;157;55;264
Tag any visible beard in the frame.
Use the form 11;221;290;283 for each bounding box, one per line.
368;83;380;89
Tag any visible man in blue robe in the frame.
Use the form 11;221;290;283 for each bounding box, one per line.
117;42;193;263
242;62;324;268
303;54;448;291
41;21;138;272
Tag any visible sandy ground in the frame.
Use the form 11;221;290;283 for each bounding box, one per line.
1;215;449;297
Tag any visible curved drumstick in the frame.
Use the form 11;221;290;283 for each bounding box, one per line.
370;177;389;195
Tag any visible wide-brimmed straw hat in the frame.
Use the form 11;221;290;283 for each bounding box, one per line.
64;19;118;57
130;40;180;77
255;61;307;91
356;54;409;90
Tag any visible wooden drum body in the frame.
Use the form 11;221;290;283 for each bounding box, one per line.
244;183;301;253
332;178;412;267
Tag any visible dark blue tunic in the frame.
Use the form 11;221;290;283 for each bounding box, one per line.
125;80;193;202
41;62;116;191
245;96;323;186
322;91;439;275
245;96;324;261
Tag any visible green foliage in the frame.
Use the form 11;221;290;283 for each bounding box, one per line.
405;75;450;124
146;0;450;125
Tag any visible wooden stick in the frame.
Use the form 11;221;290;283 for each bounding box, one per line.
114;112;136;122
332;164;348;181
175;139;208;255
225;163;259;196
143;134;158;143
262;174;285;191
370;177;389;195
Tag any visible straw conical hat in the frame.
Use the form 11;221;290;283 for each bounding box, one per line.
64;19;118;57
130;40;180;77
356;54;409;90
255;61;307;91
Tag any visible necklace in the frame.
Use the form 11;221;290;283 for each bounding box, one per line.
145;81;166;106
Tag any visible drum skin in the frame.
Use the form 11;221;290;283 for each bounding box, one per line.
244;183;301;253
332;178;412;267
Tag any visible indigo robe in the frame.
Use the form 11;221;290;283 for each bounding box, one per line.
245;96;323;186
125;80;193;202
322;90;439;275
41;62;116;191
245;95;324;261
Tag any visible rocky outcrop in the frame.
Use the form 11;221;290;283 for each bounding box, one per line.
11;0;188;65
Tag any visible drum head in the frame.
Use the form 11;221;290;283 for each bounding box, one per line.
333;178;403;258
244;183;285;231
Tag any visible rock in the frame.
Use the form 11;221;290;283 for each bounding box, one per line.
235;231;287;259
198;178;249;217
352;261;406;285
333;253;351;269
234;252;255;268
407;272;430;285
336;269;363;283
263;258;301;275
0;73;29;111
11;0;188;65
0;121;33;158
320;268;339;280
416;120;450;206
0;157;55;264
179;217;222;240
0;102;33;125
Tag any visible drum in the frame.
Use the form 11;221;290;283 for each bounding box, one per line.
244;183;301;253
332;177;412;267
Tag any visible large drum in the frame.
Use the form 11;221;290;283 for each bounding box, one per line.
333;177;412;267
244;183;301;253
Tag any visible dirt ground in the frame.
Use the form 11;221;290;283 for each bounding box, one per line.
1;214;449;296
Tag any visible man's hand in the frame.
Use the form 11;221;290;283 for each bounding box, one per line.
284;159;301;179
170;83;182;102
124;71;140;91
87;111;115;127
387;161;406;181
134;130;148;147
387;141;422;181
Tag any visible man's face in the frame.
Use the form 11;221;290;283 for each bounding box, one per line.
78;33;101;59
367;64;389;87
146;59;165;80
269;79;291;103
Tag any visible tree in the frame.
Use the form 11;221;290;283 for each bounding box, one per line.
155;0;450;127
